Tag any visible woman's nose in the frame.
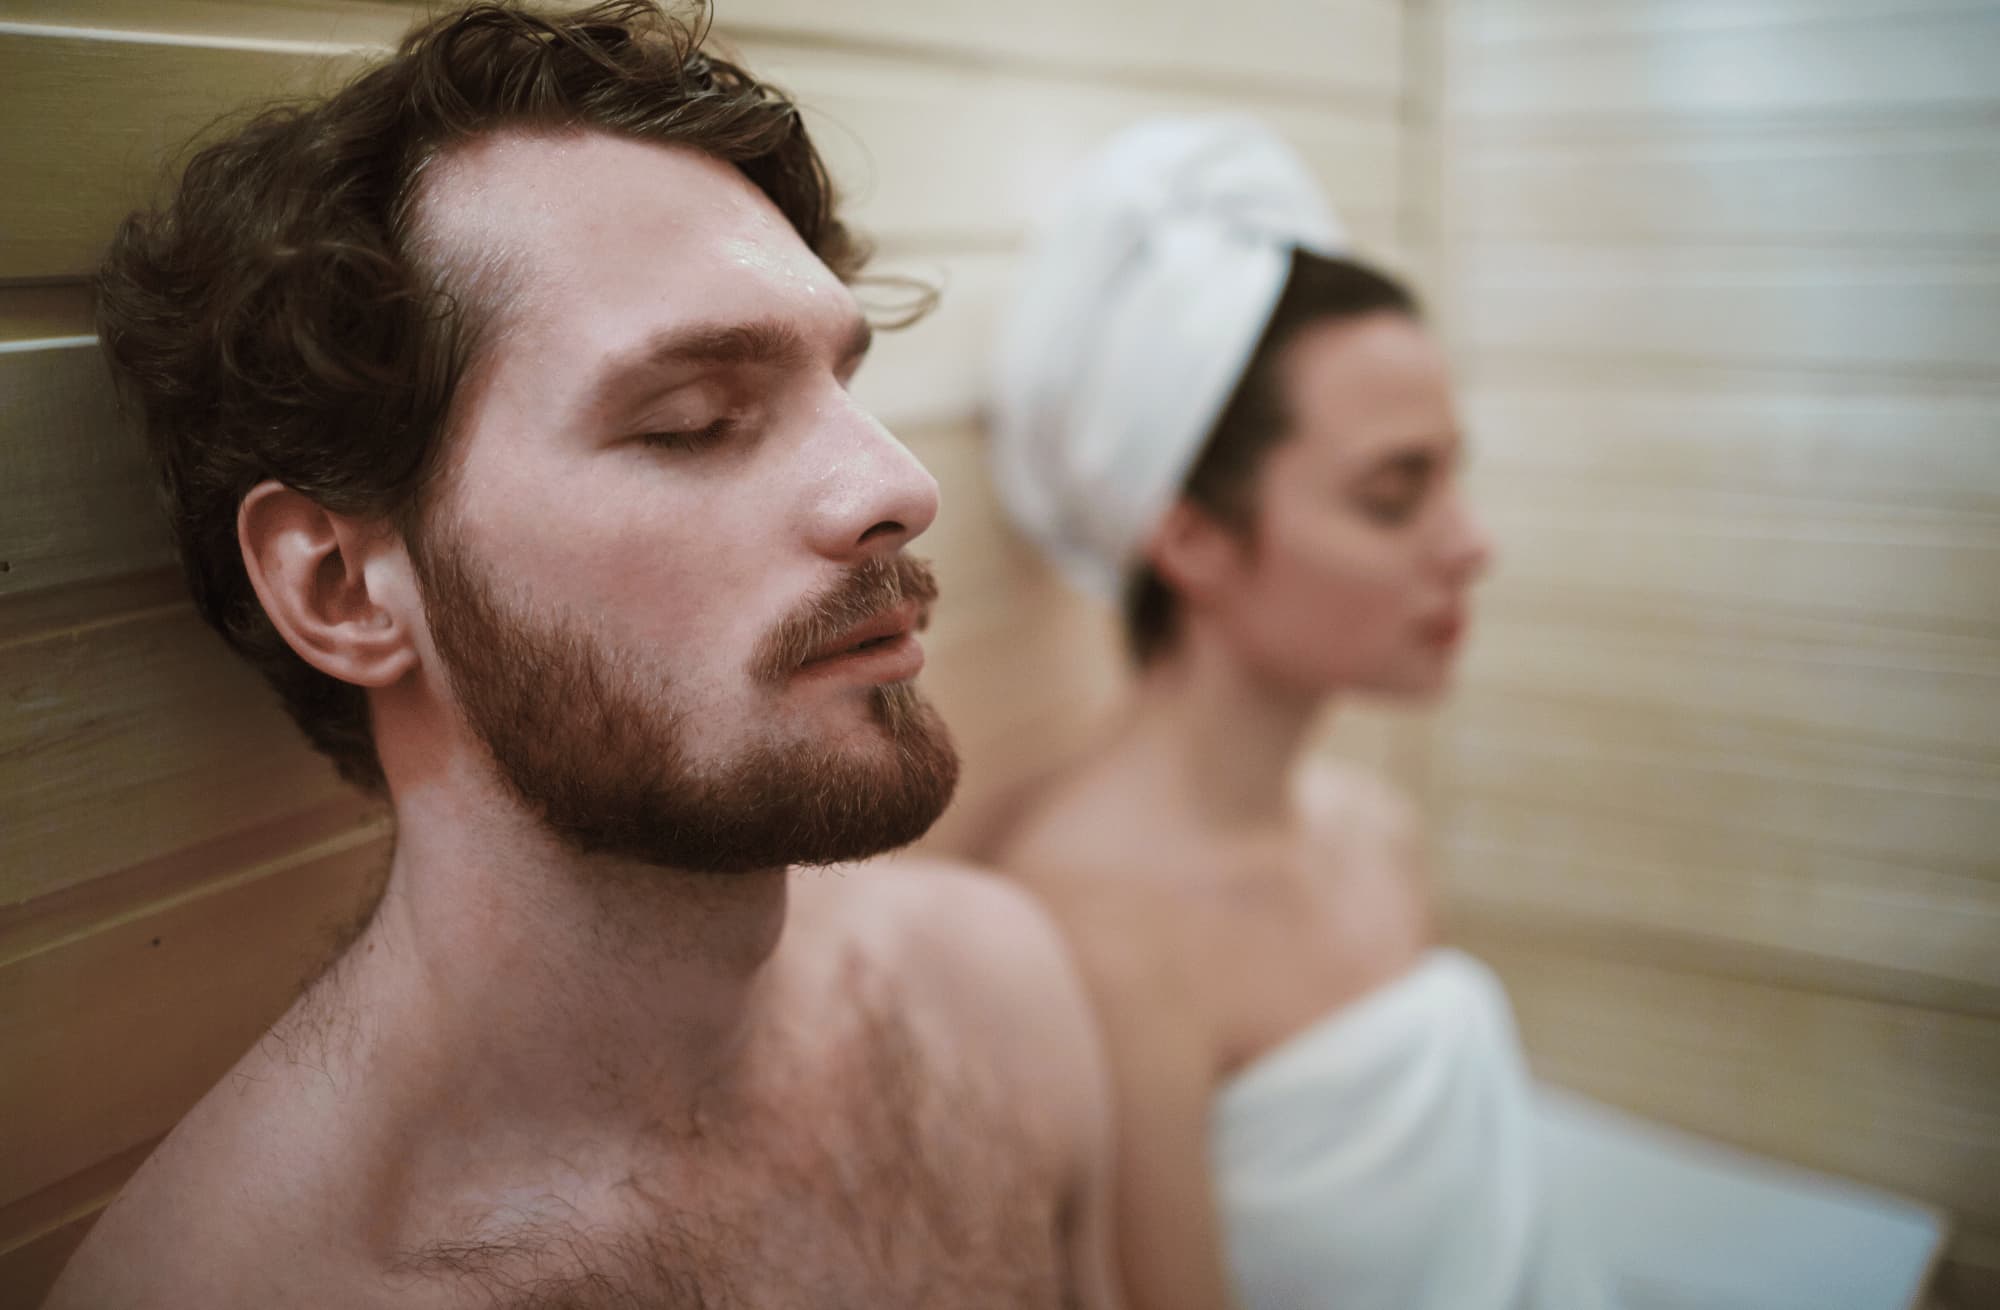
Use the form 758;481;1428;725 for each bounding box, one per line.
1440;492;1496;582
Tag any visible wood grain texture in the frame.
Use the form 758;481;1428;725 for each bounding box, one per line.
5;0;1404;102
0;286;93;343
1437;672;1999;887
751;40;1401;250
1470;478;2000;632
0;21;1402;280
1447;116;2000;247
1436;0;2000;1264
0;342;171;601
1456;245;2000;377
1438;788;2000;1013
0;828;387;1209
727;0;1403;101
1445;3;2000;123
1462;380;2000;512
0;31;372;280
0;1217;95;1310
1458;929;2000;1239
0;1138;151;1310
1;594;352;909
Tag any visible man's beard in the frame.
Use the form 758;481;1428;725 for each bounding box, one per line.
410;526;960;874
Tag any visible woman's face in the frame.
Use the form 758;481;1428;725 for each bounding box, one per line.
1205;311;1493;699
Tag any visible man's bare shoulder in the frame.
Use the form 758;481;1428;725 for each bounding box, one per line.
44;1022;365;1308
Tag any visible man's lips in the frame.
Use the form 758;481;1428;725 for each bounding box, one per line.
799;602;925;668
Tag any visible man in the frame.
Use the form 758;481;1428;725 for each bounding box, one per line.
50;3;1118;1306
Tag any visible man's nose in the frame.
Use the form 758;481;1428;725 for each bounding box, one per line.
803;396;941;564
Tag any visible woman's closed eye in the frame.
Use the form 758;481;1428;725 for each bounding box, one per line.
1357;455;1435;524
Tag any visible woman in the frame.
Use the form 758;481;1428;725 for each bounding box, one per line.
985;117;1606;1310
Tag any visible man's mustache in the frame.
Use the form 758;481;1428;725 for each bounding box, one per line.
751;555;939;685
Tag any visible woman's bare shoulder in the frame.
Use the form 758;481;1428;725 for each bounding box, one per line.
1289;756;1437;961
1293;756;1423;849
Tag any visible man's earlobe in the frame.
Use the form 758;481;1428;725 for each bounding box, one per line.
238;481;419;688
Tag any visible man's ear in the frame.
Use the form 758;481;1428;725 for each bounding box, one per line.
238;480;420;688
1144;497;1246;605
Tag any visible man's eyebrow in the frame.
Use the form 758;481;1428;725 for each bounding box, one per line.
595;315;874;402
646;318;815;370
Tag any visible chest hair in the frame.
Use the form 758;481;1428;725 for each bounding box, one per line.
387;983;1071;1310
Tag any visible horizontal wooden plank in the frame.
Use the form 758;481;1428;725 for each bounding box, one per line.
1432;678;2000;886
0;597;352;908
730;0;1403;103
852;253;1015;435
1448;0;2000;47
1937;1229;2000;1308
750;43;1401;250
1458;592;2000;797
0;1137;152;1308
0;285;93;344
0;30;374;281
0;566;182;648
1471;486;2000;634
1445;117;2000;246
1462;382;2000;514
1458;928;2000;1233
0;1212;97;1310
0;830;387;1209
1445;5;2000;123
1455;245;2000;376
5;0;1404;103
0;341;172;600
0;795;384;967
1439;800;2000;1013
0;21;1402;280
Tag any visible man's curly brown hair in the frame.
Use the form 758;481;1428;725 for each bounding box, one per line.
95;1;864;794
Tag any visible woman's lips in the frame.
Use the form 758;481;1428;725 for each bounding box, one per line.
1420;611;1467;649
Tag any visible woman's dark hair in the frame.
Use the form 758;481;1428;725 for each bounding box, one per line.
1121;249;1421;666
95;1;863;794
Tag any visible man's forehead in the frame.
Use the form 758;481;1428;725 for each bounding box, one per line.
413;128;838;327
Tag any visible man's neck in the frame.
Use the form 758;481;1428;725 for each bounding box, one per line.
343;777;793;1143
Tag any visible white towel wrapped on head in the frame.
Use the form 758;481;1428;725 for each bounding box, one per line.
989;115;1347;601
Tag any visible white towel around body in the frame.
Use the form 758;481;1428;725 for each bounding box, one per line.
1211;948;1608;1309
1209;948;1946;1310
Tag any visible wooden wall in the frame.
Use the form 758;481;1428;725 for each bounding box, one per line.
0;0;1409;1300
1417;1;2000;1301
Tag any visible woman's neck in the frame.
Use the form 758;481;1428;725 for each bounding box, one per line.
1117;623;1326;830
